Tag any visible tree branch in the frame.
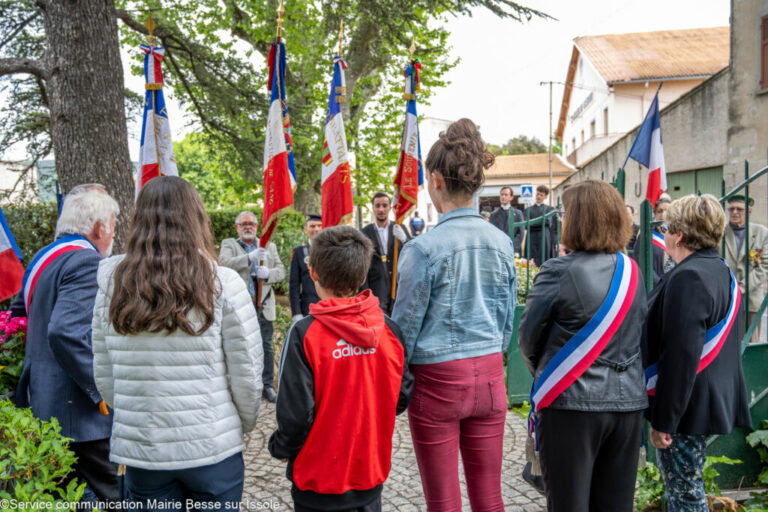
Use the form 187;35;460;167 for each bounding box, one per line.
0;12;40;52
114;8;173;39
0;57;47;79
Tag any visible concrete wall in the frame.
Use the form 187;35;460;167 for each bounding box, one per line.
726;0;768;222
554;68;730;213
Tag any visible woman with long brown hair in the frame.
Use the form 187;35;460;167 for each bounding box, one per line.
519;180;648;512
92;176;263;511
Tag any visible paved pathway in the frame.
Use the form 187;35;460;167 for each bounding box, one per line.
242;403;546;511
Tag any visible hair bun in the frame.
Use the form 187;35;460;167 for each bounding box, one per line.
426;118;494;197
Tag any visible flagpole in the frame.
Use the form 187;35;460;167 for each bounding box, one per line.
258;0;286;308
390;38;417;302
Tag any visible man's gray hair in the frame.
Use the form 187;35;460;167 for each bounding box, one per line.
68;183;107;195
56;189;120;237
235;211;258;224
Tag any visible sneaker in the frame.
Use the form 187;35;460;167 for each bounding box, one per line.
263;388;277;403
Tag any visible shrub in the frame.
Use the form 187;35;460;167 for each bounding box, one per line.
1;203;307;303
0;399;85;503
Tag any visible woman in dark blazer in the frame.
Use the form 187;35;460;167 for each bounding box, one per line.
519;180;648;512
645;194;750;512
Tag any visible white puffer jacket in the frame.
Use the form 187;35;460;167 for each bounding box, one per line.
92;255;263;470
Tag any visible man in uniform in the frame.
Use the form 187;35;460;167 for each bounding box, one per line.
219;211;286;402
289;214;322;323
361;192;410;315
490;186;524;255
525;185;556;266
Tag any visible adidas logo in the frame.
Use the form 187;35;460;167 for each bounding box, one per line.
332;339;376;359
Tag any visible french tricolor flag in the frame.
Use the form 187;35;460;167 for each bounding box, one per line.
393;59;424;224
136;43;177;198
0;206;24;302
627;89;666;205
320;56;353;228
261;40;296;246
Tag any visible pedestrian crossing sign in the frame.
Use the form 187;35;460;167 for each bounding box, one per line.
521;185;533;198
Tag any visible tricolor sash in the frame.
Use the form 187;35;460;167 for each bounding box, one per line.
529;253;639;446
652;231;666;252
22;234;97;313
645;262;740;395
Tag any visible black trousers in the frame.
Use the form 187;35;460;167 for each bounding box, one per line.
65;438;120;502
538;408;643;512
294;495;381;512
257;307;275;391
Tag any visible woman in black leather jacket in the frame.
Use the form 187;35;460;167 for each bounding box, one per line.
644;194;750;512
519;180;648;512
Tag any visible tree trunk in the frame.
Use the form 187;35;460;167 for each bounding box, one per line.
41;0;134;248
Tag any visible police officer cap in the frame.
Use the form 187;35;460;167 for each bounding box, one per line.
305;213;322;223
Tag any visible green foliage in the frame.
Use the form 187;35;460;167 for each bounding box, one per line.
746;420;768;487
511;400;531;419
112;0;547;210
175;133;259;209
3;203;306;298
703;455;741;496
634;456;743;511
488;135;548;156
636;462;665;512
1;202;58;264
0;399;85;503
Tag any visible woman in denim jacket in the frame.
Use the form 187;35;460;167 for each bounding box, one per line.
392;118;517;511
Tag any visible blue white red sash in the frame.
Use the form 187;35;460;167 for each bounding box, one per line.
652;231;666;252
22;234;97;313
528;253;639;446
645;263;740;395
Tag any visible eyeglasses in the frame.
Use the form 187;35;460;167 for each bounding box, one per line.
727;207;746;213
236;222;258;227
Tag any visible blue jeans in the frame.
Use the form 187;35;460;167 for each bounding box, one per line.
657;434;708;512
125;452;244;512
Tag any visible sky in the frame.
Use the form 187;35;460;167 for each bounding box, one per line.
120;0;729;159
420;0;730;146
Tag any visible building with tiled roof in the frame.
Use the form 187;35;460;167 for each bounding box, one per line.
558;27;729;168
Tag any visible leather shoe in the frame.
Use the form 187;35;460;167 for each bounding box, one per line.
263;388;277;403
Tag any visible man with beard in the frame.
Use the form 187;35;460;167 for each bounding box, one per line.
361;192;410;315
220;211;286;402
12;188;121;502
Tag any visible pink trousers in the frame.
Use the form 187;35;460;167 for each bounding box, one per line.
408;353;507;511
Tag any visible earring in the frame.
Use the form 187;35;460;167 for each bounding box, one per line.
675;241;680;247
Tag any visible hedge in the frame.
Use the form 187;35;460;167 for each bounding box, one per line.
1;203;308;303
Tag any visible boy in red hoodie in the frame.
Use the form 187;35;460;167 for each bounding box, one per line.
268;226;414;512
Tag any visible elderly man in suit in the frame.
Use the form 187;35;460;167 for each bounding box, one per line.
12;187;121;502
219;211;286;402
489;186;524;254
724;195;768;343
361;192;410;315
